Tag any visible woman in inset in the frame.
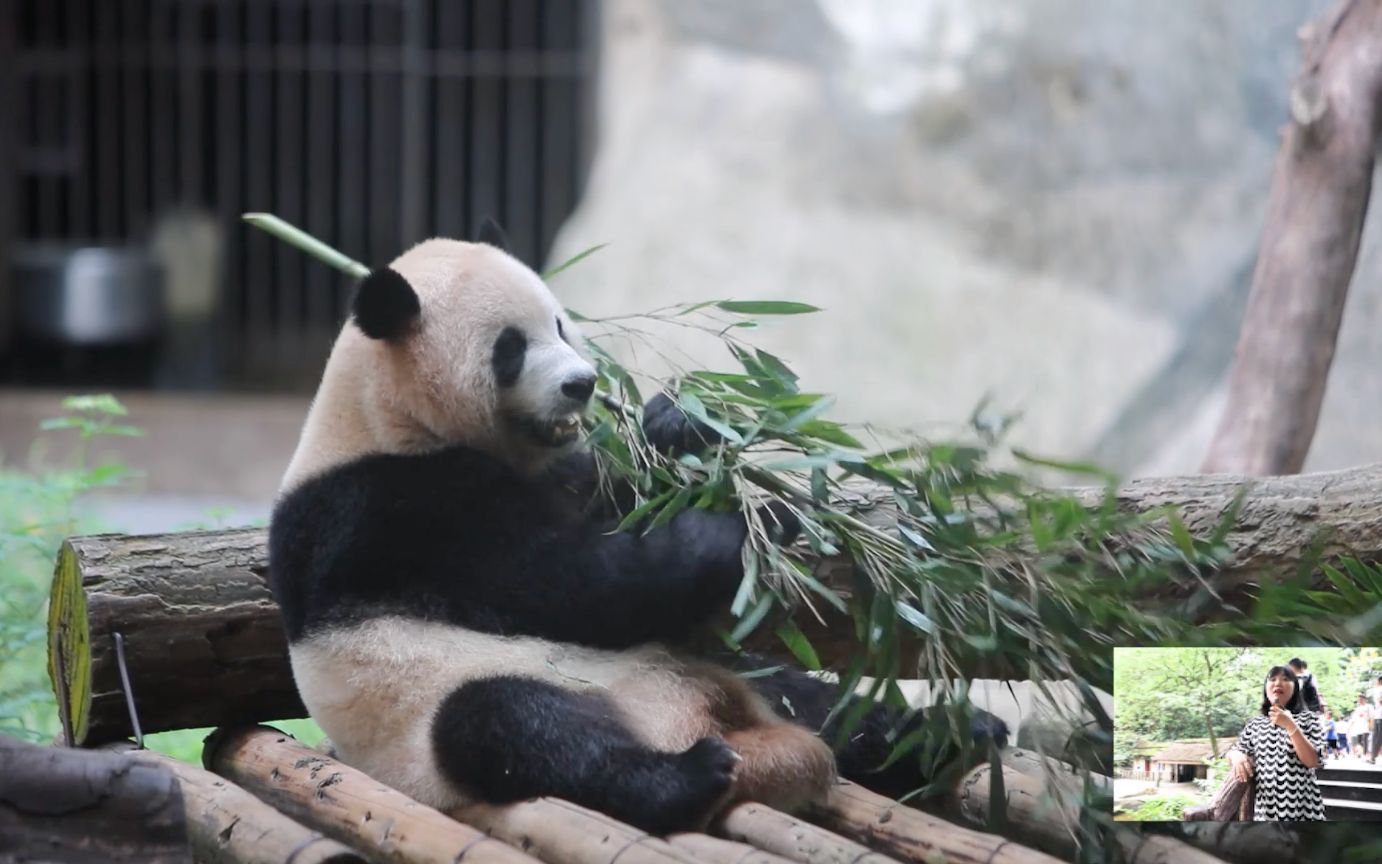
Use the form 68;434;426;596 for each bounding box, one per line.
1225;665;1326;821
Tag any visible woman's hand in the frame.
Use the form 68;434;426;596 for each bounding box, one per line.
1269;706;1298;731
1228;750;1254;783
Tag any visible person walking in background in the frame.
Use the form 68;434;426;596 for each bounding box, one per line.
1324;711;1338;760
1289;658;1322;713
1225;665;1326;820
1369;676;1382;763
1351;695;1372;758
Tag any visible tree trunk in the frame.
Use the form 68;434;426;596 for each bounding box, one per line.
1202;0;1382;475
946;763;1227;864
114;745;363;864
48;463;1382;743
205;726;538;864
48;529;304;746
0;734;190;864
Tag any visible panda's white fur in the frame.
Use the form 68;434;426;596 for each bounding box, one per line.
281;240;591;490
272;236;839;832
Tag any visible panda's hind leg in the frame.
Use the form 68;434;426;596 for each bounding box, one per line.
721;724;835;812
431;675;738;835
741;661;1009;801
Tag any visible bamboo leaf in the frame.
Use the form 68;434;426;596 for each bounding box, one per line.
774;620;822;670
542;243;610;280
715;300;821;316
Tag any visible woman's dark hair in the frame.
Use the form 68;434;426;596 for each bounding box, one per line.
1289;657;1307;670
1260;665;1306;714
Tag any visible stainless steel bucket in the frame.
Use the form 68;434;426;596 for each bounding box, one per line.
13;245;166;346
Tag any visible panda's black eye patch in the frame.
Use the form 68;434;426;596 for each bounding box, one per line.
556;316;566;342
492;327;527;388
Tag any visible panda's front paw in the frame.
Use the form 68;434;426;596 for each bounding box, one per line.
755;501;801;547
665;737;740;829
643;392;722;455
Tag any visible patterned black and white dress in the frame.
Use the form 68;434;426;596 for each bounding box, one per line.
1229;711;1327;821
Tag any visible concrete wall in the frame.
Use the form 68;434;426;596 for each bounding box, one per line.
548;0;1382;477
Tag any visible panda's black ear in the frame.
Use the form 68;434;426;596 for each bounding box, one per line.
352;267;420;340
476;217;510;252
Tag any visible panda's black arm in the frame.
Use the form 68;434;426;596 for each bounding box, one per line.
503;508;752;648
542;395;722;522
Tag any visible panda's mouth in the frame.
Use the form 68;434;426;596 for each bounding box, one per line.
527;413;584;448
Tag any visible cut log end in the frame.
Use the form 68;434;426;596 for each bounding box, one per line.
48;539;92;747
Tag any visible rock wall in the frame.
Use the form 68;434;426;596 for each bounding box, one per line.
548;0;1382;476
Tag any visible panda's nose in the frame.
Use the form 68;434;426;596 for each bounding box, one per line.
561;373;596;403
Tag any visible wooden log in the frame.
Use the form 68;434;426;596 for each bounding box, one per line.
667;833;794;864
948;765;1227;864
806;780;1065;864
206;726;537;864
114;744;364;864
716;800;900;864
47;462;1382;742
1203;0;1382;475
0;733;190;864
456;797;793;864
47;529;304;746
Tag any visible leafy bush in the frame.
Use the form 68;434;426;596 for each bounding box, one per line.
0;395;141;741
1123;793;1203;822
0;394;321;760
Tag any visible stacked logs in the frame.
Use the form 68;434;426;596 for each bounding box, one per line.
31;528;1244;864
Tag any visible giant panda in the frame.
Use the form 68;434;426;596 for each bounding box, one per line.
268;226;1008;835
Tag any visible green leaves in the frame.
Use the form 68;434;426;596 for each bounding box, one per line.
543;243;610;280
714;300;821;316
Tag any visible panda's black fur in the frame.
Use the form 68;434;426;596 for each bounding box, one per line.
268;232;1008;835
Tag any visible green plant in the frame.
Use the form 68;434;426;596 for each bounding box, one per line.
0;395;142;741
1123;792;1202;822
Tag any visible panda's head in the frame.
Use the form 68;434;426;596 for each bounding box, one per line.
288;229;595;485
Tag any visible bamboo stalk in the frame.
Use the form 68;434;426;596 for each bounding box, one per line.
205;726;536;864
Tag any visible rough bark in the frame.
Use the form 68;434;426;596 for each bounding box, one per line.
805;780;1066;864
206;727;537;864
0;733;190;864
48;463;1382;742
208;726;823;864
948;764;1227;864
1202;0;1382;475
47;529;304;746
113;745;363;864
